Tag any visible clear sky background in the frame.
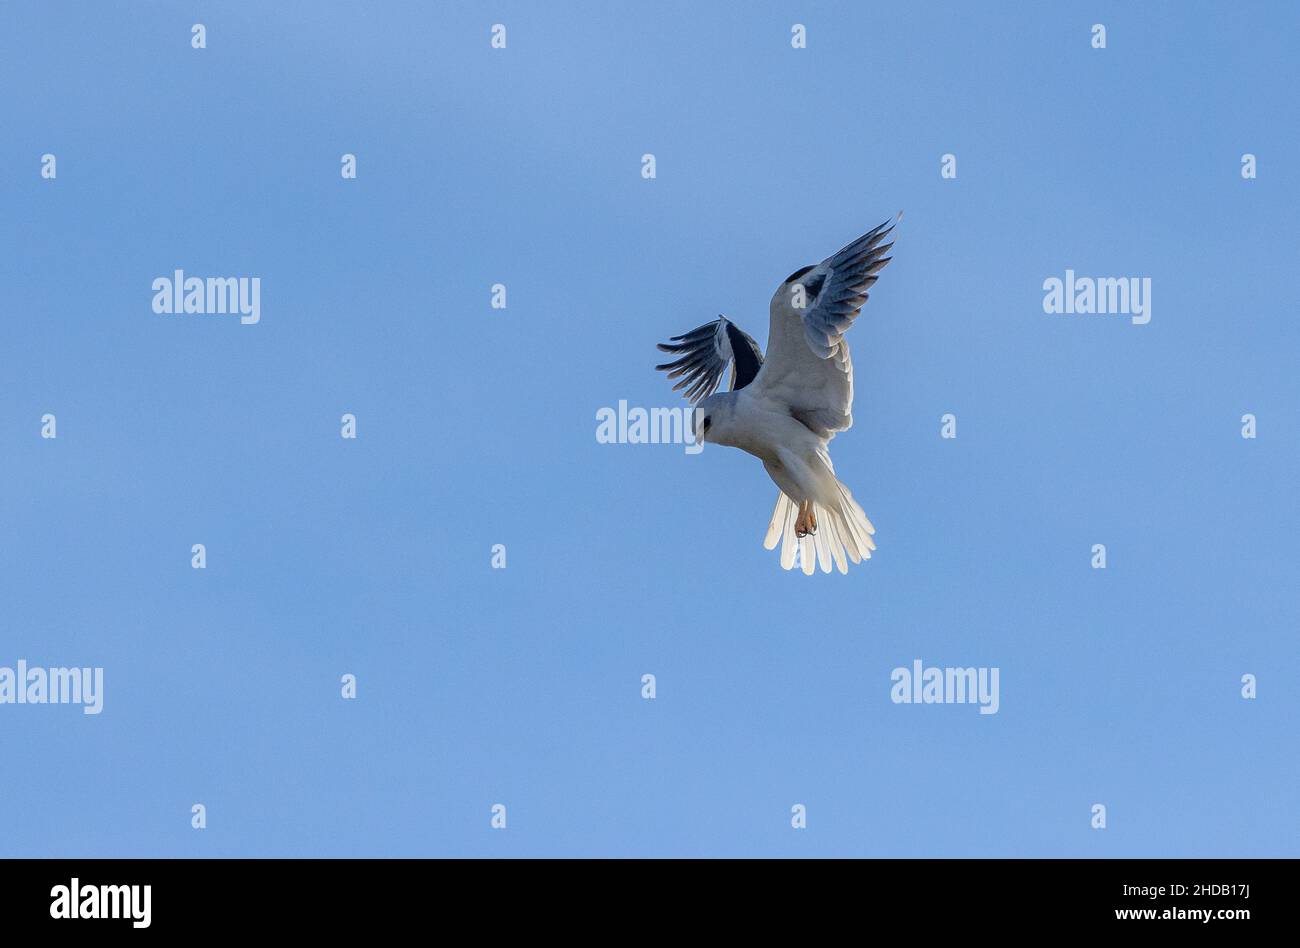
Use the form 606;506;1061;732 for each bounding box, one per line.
1;1;1296;857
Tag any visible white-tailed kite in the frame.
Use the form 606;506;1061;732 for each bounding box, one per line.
656;214;899;575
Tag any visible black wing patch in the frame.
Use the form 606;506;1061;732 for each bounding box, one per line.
724;320;763;391
656;317;764;403
799;271;827;299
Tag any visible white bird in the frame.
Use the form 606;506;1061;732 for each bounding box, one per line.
655;214;899;575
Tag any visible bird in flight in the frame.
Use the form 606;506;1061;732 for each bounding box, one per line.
655;214;899;575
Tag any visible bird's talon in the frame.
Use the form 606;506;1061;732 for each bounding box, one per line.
794;499;816;539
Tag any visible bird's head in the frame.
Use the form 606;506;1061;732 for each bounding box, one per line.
692;392;736;447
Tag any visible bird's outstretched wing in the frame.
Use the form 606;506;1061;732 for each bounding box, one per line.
754;215;898;437
655;316;764;403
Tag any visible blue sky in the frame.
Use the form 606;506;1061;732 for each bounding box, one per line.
1;1;1296;856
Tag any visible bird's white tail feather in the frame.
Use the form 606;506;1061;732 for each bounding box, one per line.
764;493;791;550
779;498;799;570
763;482;876;575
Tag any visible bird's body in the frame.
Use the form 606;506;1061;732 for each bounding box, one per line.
656;215;899;574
